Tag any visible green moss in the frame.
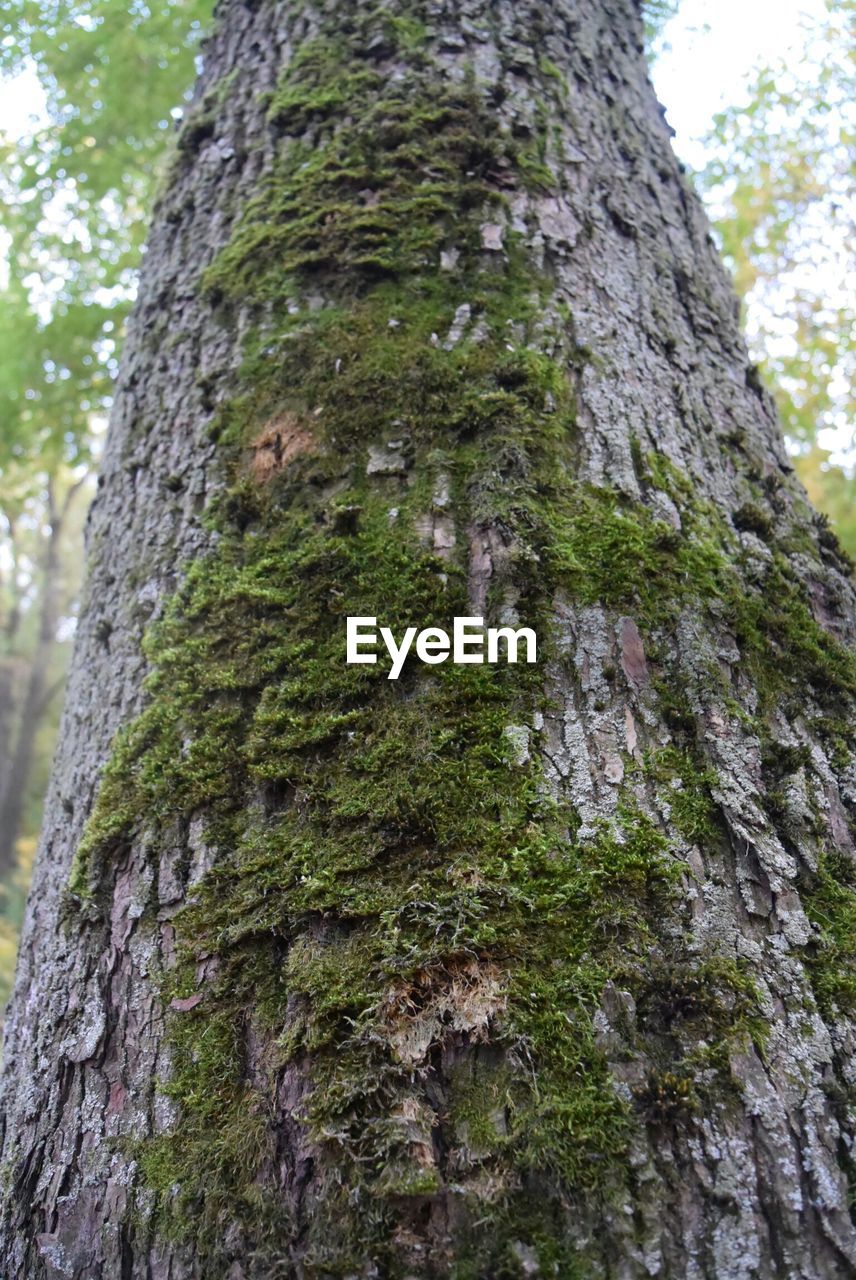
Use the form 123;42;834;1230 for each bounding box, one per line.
644;450;856;718
136;1009;282;1248
726;559;854;715
636;956;767;1060
206;29;553;307
265;38;387;135
447;1055;513;1157
77;429;855;1272
76;357;855;1275
732;500;774;540
503;812;683;1190
538;56;565;84
633;1070;700;1122
643;746;720;843
802;851;856;1015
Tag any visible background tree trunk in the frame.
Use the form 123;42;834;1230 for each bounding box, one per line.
0;479;79;878
0;515;25;854
2;1;856;1277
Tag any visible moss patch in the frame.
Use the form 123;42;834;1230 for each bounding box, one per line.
802;851;856;1016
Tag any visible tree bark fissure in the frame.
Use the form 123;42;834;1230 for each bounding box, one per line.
1;2;855;1278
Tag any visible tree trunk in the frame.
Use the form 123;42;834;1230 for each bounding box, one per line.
2;1;856;1277
0;517;25;850
0;485;67;878
0;663;18;828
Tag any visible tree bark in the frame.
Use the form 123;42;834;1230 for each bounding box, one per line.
2;1;856;1277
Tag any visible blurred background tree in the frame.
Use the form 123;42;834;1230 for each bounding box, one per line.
0;0;852;1013
697;0;855;551
0;0;211;1010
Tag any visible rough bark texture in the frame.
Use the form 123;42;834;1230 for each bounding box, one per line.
2;1;856;1277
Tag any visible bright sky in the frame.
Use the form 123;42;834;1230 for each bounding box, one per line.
0;64;45;141
651;0;829;167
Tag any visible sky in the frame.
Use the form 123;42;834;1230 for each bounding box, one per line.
651;0;830;167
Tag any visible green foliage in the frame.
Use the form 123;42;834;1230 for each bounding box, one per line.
799;446;856;555
0;0;213;465
0;0;214;963
641;0;681;55
697;0;856;551
1;0;211;226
